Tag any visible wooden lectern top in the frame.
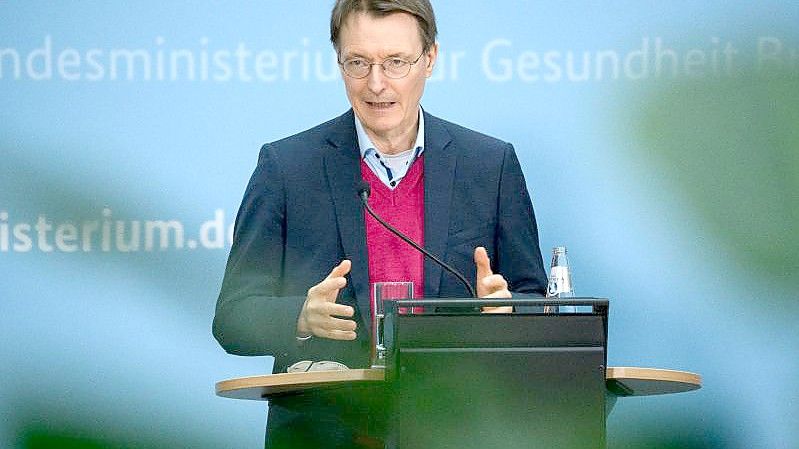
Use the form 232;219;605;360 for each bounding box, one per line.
215;369;382;400
216;366;701;401
605;366;702;397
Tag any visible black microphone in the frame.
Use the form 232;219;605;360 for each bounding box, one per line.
357;181;476;298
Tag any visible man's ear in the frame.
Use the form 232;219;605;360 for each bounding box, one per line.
425;42;439;77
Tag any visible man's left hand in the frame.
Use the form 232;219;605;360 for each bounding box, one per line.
474;246;513;313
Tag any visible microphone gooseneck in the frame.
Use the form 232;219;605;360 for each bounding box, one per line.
357;182;476;298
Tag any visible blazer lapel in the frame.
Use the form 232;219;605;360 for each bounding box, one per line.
323;110;372;323
422;112;455;298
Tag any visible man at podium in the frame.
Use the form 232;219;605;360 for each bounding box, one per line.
213;0;547;447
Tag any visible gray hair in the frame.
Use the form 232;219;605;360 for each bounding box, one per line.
330;0;437;55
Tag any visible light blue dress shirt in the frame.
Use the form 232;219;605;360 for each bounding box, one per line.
354;108;425;190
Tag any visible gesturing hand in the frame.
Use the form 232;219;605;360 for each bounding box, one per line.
474;246;513;313
297;260;357;340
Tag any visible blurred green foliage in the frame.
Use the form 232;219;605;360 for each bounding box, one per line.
19;429;198;449
22;431;116;449
633;69;798;292
15;417;219;449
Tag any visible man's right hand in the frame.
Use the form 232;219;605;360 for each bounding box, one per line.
296;260;357;341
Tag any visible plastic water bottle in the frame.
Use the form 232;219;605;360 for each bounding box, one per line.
546;246;575;312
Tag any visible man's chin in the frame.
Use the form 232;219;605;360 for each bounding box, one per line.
358;116;402;137
360;105;399;122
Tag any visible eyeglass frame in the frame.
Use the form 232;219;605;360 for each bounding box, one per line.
337;49;427;79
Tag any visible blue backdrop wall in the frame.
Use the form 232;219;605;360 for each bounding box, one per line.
2;2;797;448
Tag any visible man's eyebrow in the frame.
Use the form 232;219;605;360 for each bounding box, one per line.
341;50;413;60
341;51;365;59
384;52;412;59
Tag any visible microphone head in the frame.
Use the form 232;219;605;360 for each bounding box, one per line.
357;181;371;200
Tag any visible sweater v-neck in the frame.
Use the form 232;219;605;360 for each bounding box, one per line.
362;155;424;200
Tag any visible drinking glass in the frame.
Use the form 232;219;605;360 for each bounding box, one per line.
371;281;413;368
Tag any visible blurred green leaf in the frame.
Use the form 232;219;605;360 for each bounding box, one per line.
17;420;218;449
633;69;799;291
22;431;109;449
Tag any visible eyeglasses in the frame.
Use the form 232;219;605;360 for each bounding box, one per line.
338;50;426;79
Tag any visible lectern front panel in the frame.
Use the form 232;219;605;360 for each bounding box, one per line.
384;299;609;449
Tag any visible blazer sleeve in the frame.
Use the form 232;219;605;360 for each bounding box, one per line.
496;143;548;297
212;144;305;360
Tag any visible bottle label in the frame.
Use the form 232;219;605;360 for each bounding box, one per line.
547;266;573;297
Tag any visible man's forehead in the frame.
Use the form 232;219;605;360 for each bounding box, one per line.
338;11;423;57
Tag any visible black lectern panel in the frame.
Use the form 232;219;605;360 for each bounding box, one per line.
384;298;609;449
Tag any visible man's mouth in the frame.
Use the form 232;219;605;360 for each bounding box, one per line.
365;101;396;109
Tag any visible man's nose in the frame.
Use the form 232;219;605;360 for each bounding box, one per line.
366;64;388;94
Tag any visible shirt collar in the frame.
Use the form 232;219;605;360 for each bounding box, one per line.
354;107;425;159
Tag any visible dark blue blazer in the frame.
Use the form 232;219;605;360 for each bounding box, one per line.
213;109;547;372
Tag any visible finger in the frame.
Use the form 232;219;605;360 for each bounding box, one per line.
311;320;356;339
481;274;508;292
323;316;357;332
482;289;512;299
482;305;513;313
311;276;347;297
323;329;357;341
308;277;347;302
474;246;493;280
326;259;352;280
304;299;352;321
326;303;355;318
305;314;356;336
309;260;351;301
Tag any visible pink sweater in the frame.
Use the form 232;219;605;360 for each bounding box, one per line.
362;157;425;317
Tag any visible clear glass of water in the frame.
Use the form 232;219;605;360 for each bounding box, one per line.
371;281;413;368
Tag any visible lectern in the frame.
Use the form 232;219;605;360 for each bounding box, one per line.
215;298;701;449
383;298;608;449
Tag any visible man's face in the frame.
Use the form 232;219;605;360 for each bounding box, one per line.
338;12;437;145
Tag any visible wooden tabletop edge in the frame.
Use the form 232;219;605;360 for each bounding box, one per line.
606;367;702;385
216;366;702;394
216;368;385;393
